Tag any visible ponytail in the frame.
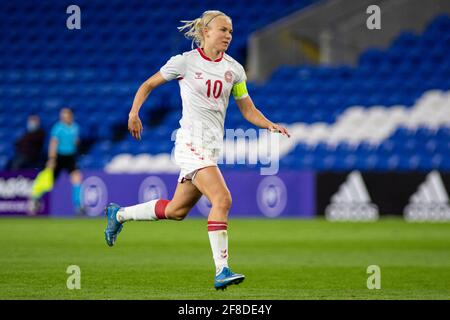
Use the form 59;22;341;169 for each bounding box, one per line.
177;17;204;48
177;10;230;49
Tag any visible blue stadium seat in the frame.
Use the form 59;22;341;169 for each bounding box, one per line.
0;7;449;171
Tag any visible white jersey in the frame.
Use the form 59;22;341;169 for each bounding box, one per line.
160;48;247;152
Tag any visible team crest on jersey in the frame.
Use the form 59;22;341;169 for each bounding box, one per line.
194;72;203;79
224;71;233;83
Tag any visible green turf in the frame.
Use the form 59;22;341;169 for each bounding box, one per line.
0;217;449;300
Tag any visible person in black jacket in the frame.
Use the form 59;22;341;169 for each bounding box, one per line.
10;115;46;170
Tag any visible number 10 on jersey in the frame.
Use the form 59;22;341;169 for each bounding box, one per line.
206;80;223;99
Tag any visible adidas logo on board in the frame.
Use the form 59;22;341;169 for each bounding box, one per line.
404;171;450;222
325;171;379;221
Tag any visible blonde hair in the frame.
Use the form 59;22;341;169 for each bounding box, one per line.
178;10;230;49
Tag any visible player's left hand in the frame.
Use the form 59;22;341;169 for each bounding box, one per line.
128;114;143;140
268;123;290;138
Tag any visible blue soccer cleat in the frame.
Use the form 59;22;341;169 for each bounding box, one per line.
214;267;245;290
104;203;123;247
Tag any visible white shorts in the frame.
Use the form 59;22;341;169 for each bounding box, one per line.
174;141;220;183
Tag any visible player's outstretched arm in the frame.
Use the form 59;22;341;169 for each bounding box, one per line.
128;72;167;140
236;96;290;138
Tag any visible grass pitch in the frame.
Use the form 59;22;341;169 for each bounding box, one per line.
0;217;449;300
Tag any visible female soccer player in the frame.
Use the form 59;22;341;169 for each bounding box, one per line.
104;10;290;290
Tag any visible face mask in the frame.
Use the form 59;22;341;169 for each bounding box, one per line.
27;121;39;132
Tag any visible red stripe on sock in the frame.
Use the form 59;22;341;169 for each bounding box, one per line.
208;220;228;231
208;225;228;231
155;199;170;219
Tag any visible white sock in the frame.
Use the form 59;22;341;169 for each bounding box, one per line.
207;221;229;275
117;199;159;223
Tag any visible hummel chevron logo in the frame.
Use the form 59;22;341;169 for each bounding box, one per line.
220;249;228;259
404;170;450;221
325;171;379;221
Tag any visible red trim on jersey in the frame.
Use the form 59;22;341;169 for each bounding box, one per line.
155;199;170;219
177;77;183;81
197;48;223;62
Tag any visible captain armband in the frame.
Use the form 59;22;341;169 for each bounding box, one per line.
231;81;249;100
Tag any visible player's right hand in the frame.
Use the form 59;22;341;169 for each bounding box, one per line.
128;114;143;140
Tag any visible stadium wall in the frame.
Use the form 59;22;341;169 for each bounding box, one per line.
2;170;450;221
0;171;50;216
317;171;450;221
248;0;450;81
50;170;316;218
